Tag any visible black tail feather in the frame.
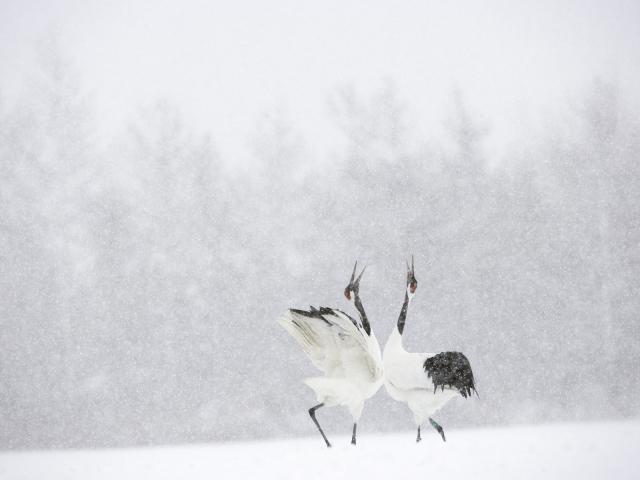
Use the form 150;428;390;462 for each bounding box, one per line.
423;352;477;398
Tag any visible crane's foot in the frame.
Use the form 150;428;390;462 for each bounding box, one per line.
429;418;446;442
416;426;422;443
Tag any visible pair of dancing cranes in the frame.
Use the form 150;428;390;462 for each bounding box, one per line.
278;259;476;447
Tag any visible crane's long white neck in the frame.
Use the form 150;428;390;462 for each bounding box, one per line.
354;292;371;336
387;286;414;349
397;286;414;335
348;291;371;336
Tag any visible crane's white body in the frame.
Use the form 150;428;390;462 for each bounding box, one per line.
279;308;383;421
383;326;458;426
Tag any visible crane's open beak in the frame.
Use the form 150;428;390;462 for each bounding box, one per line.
350;261;358;284
355;264;366;286
348;261;366;292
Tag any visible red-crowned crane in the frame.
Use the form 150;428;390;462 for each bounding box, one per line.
278;262;383;447
383;257;477;442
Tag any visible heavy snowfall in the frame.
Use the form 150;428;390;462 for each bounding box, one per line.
1;1;639;478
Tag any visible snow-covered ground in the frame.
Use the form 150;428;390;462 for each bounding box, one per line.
1;421;638;480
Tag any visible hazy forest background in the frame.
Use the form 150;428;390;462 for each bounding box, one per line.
1;37;639;448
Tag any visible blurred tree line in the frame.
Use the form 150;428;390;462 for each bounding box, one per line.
0;48;639;448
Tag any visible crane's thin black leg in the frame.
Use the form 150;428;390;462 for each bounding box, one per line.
308;403;331;448
416;425;422;443
429;418;446;442
351;423;357;445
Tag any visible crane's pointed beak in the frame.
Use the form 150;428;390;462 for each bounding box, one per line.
355;265;366;286
350;261;358;283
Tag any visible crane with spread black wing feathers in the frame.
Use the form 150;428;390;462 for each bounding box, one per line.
383;257;477;443
278;262;383;447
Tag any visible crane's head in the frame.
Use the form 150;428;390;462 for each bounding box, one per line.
406;255;417;296
344;261;366;302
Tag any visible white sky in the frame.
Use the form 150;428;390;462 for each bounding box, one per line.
1;0;639;165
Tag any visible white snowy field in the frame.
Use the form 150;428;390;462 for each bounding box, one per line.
1;421;638;480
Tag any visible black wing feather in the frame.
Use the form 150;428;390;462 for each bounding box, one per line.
289;307;360;329
423;352;477;398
